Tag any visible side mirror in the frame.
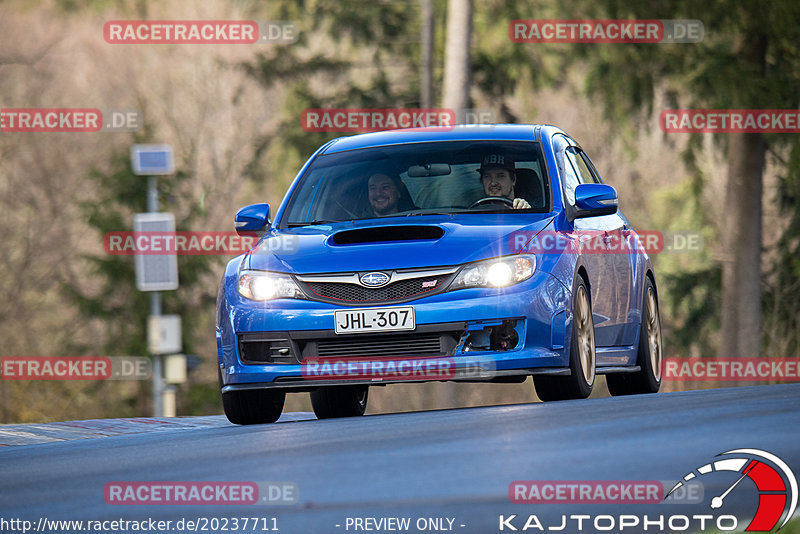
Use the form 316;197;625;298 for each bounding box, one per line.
234;203;270;236
573;184;618;219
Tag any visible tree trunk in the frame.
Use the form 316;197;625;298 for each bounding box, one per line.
420;0;434;108
438;0;472;407
719;23;767;360
720;132;764;357
442;0;472;120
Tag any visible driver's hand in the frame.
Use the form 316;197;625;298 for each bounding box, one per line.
512;198;531;209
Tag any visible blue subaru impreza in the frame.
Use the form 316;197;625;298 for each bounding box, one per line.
216;124;662;424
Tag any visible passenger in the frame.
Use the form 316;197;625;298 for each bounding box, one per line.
367;173;417;216
367;173;401;216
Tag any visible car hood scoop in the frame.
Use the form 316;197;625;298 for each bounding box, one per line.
245;214;555;273
330;225;445;245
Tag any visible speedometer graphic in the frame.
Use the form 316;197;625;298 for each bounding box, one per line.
665;449;798;531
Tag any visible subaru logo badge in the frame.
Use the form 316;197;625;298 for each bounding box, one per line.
360;272;390;288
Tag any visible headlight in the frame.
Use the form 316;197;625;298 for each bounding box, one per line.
452;255;535;289
238;271;305;301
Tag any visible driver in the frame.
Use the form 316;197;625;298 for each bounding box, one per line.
477;154;531;209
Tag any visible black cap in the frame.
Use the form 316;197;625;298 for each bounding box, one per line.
477;153;515;174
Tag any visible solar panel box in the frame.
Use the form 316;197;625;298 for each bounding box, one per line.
133;212;179;291
131;144;174;175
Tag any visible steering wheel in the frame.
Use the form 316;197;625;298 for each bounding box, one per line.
469;196;515;208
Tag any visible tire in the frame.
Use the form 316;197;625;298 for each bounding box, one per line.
607;276;662;396
310;385;369;419
219;371;286;425
534;276;596;401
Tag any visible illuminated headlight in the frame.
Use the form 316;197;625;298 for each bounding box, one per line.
452;255;535;289
238;271;305;301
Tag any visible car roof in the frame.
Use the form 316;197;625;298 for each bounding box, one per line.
322;124;564;154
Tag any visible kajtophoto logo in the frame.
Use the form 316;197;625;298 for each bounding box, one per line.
499;450;796;531
666;449;798;531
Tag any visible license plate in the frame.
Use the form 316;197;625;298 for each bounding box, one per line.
334;306;415;334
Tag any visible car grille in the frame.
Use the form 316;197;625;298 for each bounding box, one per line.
318;334;441;358
237;325;468;365
304;275;448;304
300;331;462;360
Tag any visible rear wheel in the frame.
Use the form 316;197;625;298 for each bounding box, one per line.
310;385;369;419
607;277;662;395
534;277;595;401
220;371;286;425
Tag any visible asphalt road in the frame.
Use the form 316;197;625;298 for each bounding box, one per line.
2;384;799;533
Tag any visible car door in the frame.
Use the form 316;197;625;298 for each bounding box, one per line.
568;145;635;348
554;135;616;348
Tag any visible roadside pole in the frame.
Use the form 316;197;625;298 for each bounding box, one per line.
147;175;164;418
131;145;178;417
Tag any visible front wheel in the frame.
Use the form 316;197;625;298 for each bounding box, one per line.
310;385;369;419
534;276;595;401
221;388;286;425
219;368;285;425
607;277;662;396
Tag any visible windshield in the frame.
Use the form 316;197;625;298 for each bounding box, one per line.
282;140;549;227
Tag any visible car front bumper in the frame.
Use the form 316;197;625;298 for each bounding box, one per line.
218;270;572;389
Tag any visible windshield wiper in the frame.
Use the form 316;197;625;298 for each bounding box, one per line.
402;209;469;216
286;219;340;227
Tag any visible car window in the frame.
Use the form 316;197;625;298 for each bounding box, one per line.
554;136;580;205
578;150;604;183
281;140;550;226
401;159;545;209
566;147;601;185
288;171;325;222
